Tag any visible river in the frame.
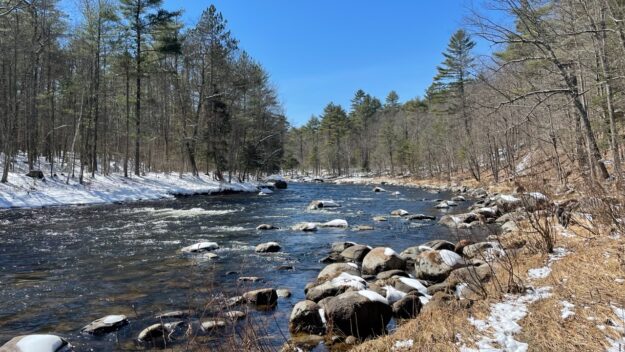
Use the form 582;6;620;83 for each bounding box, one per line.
0;182;481;350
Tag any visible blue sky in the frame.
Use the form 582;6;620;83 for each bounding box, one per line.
60;0;491;126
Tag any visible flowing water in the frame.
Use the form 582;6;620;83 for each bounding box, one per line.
0;182;484;350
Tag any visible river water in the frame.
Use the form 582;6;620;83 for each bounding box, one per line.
0;182;480;350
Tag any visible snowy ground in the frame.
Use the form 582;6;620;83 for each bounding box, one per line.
0;154;259;209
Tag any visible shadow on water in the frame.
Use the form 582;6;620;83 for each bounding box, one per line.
0;182;489;350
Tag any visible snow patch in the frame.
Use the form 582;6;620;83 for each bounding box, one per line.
560;301;575;319
439;249;464;267
384;247;398;257
393;339;414;350
384;285;407;304
357;290;389;305
331;272;367;290
528;267;551;280
399;277;429;296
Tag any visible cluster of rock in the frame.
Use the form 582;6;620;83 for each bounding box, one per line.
438;189;551;231
287;236;500;345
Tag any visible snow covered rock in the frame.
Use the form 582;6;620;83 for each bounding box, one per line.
180;242;219;253
258;188;273;196
292;222;318;231
435;201;451;209
1;335;72;352
474;206;499;219
451;195;466;202
331;241;356;253
289;300;326;334
138;322;185;343
390;209;409;216
318;263;360;281
323;291;392;338
320;219;349;228
307;200;340;210
493;194;523;212
242;288;278;306
373;216;388;221
421;240;456;251
438;213;480;228
82;315;128;335
361;247;406;275
414;250;467;282
255;242;281;253
373;186;387;192
462;242;505;260
201;320;227;330
277;289;292;298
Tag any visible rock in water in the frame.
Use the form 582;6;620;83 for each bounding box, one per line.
340;245;371;263
292;222;318;232
255;242;281;253
406;214;436;221
323;291;392;338
274;180;288;189
243;288;278;306
308;200;341;210
82;315;128;335
373;216;388;222
361;247;405;275
1;335;72;352
373;186;387;192
390;209;409;216
321;219;348;228
201;320;226;330
180;242;219;253
277;289;292;298
256;224;278;230
138;322;184;343
317;263;360;281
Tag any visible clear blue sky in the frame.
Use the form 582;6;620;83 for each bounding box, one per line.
60;0;490;126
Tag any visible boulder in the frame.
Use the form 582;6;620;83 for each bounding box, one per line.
277;289;292;298
406;214;436;221
256;224;278;230
501;221;519;233
292;222;318;232
474;207;499;219
308;200;340;210
255;242;281;253
392;293;422;319
390;209;409;216
361;247;406;275
521;192;551;211
82;315;128;335
373;216;388;222
493;194;523;213
438;213;480;228
496;211;525;223
0;335;72;352
138;322;185;342
180;242;219;253
224;311;246;321
392;277;429;296
331;241;356;253
421;240;456;251
226;296;246;307
414;250;466;282
340;245;371;263
289;300;326;335
445;264;492;287
435;201;451;209
323;290;392;338
274;180;288;189
201;320;226;330
243;288;278;306
462;242;504;260
451;196;466;202
25;170;45;179
306;281;343;302
373;186;387;192
376;269;410;280
318;263;360;281
400;245;434;264
321;219;349;228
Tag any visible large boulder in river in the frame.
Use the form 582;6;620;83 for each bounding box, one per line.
289;300;326;335
82;315;128;335
414;250;467;282
292;222;318;232
323;290;392;338
255;242;281;253
1;335;72;352
180;242;219;253
318;263;360;281
243;288;278;306
308;200;341;210
361;247;405;275
340;245;371;263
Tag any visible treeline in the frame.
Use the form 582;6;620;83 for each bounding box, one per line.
0;0;287;184
285;0;625;187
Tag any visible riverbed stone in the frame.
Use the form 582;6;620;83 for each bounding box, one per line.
438;213;480;228
138;322;185;342
355;225;374;231
256;224;278;230
406;214;436;221
376;269;410;280
320;219;349;228
155;310;193;319
318;263;360;281
373;216;388;221
243;288;278;306
373;186;386;192
180;241;219;253
201;320;226;330
308;200;341;210
255;242;281;253
305;281;345;302
238;276;263;282
289;300;325;335
277;289;292;298
362;247;406;275
421;240;456;251
0;335;72;352
224;311;246;321
323;290;392;338
292;222;318;231
82;315;128;335
340;245;371;263
390;209;409;216
331;241;356;253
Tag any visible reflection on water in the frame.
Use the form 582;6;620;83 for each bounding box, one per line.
0;183;482;350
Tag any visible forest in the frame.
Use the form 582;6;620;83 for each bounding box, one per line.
0;0;287;184
285;0;625;188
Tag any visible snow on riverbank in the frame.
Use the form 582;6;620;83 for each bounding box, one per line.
0;170;258;209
